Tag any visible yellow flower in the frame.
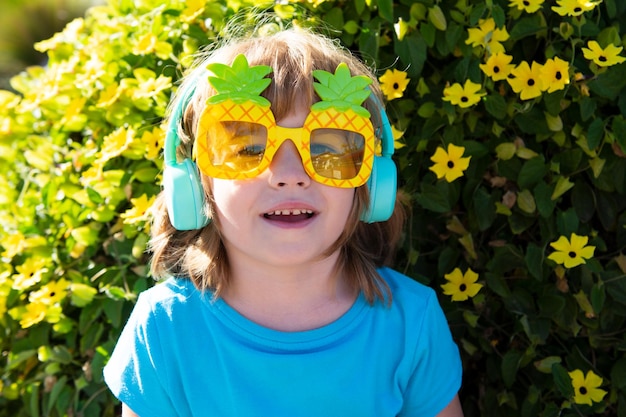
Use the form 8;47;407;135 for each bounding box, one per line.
12;258;48;291
0;280;10;316
181;0;206;23
442;80;486;108
19;302;48;328
441;268;483;302
548;233;595;268
379;69;410;101
429;143;471;182
141;127;165;160
29;279;70;305
509;0;544;13
465;18;510;54
133;74;172;101
97;83;122;108
480;52;515;81
98;127;135;163
568;369;607;406
1;231;26;259
507;61;544;100
133;33;157;55
121;194;156;224
552;0;601;16
540;57;570;93
581;41;626;67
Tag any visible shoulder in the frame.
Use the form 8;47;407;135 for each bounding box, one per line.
375;267;453;341
132;277;203;321
377;267;437;307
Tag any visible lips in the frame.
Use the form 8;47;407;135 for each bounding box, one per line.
263;208;315;223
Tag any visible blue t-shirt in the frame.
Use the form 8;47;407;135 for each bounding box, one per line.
103;267;462;417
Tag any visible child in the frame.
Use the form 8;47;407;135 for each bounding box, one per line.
104;26;464;417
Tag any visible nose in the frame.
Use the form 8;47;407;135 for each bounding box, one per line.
268;140;311;188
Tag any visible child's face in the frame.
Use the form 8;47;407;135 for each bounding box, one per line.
210;104;355;269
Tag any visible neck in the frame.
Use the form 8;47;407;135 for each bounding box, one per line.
221;253;357;332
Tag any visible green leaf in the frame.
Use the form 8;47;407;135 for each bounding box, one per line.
469;4;487;25
596;191;618;230
485;272;511;298
525;243;545;280
378;0;394;22
534;356;562;374
517;189;536;214
46;376;68;416
517;157;547;190
587;118;605;149
591;283;606;314
509;15;547;41
420;21;436;47
71;283;98;307
323;7;344;31
428;5;446;31
484;94;507;120
394;33;428;77
611;358;626;390
508;212;535;234
491;4;506;28
571;181;596;222
534;181;557;218
589;63;626;99
414;184;452;213
551;176;575;200
472;187;496;231
556;208;580;236
502;350;522;388
551;363;574;399
538;296;565;317
580;97;598;121
613;116;626;153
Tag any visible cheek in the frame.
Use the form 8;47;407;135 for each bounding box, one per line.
210;179;250;223
329;187;357;220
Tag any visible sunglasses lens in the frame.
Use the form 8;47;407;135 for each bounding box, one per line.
204;121;268;173
310;129;365;180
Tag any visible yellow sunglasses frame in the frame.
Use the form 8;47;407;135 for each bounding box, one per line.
194;100;376;188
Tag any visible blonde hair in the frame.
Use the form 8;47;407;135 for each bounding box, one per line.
149;26;406;304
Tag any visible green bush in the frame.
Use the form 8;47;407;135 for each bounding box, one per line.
1;0;625;416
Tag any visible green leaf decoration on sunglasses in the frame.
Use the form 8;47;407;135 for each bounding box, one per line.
312;63;373;118
205;54;273;106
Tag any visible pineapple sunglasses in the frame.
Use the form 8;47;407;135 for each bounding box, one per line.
192;56;378;189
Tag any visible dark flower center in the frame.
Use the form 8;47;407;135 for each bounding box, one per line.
555;71;562;80
493;66;500;73
527;79;535;86
50;292;56;297
459;283;467;292
447;161;455;168
579;387;588;395
461;96;469;102
599;55;607;62
393;82;400;90
574;7;582;12
523;0;530;5
569;251;577;258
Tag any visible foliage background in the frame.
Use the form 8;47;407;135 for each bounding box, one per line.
0;0;625;416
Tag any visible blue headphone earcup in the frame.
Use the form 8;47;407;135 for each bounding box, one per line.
361;155;397;223
163;159;210;230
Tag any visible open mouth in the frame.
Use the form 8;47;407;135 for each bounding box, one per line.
263;209;315;223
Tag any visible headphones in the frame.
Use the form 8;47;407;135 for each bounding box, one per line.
163;74;397;230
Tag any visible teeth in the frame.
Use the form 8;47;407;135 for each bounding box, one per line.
267;209;313;216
